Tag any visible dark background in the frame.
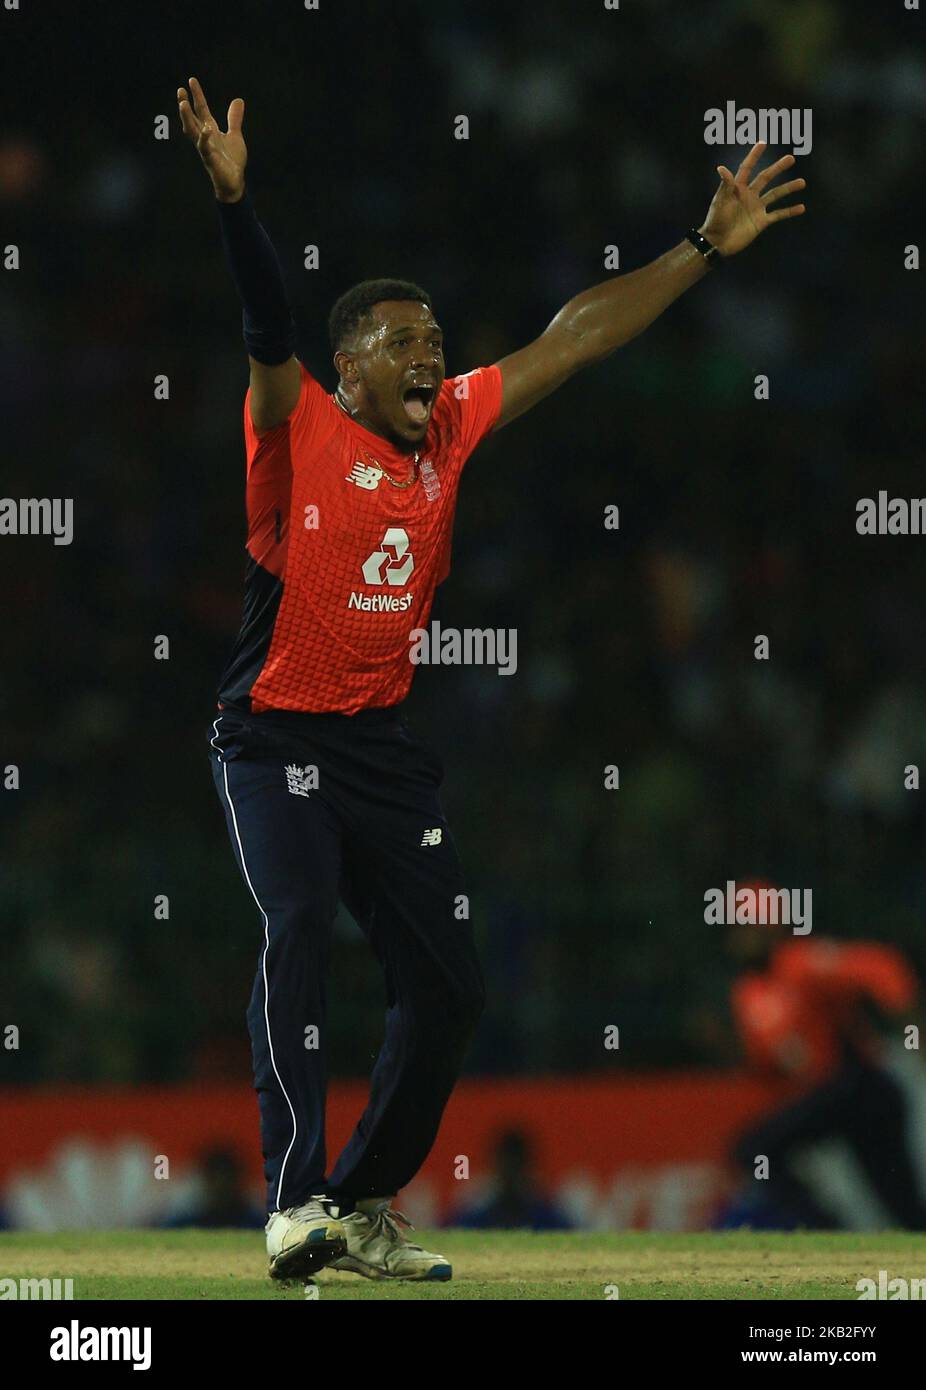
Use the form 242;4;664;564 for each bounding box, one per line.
1;0;924;1085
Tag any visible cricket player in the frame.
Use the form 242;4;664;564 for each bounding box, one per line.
729;923;926;1229
178;75;806;1281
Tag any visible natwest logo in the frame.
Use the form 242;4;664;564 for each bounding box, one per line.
361;527;414;585
348;591;415;613
349;527;415;612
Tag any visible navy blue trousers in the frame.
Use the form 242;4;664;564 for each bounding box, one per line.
733;1058;926;1229
209;705;484;1214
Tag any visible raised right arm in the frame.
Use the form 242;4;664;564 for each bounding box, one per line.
177;76;301;433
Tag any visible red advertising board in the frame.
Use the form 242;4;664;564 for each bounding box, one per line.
0;1074;779;1230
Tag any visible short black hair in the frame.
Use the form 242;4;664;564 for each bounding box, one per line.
328;278;432;355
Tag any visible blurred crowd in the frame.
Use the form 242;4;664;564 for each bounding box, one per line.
2;0;925;1085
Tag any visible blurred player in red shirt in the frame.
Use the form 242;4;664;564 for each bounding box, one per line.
729;911;926;1229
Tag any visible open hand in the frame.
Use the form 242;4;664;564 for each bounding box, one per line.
177;76;247;204
699;143;806;257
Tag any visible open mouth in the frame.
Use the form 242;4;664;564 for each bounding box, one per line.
402;383;436;426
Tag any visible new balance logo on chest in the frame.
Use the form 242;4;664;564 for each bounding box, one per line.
345;461;383;490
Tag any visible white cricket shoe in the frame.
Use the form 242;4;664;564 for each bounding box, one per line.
330;1201;452;1281
266;1198;347;1280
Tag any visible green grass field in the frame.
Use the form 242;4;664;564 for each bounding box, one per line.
2;1230;926;1300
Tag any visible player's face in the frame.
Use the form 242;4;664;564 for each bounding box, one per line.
353;301;445;449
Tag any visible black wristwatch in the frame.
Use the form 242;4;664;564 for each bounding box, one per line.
686;228;723;266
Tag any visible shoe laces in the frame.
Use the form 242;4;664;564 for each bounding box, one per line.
369;1203;423;1251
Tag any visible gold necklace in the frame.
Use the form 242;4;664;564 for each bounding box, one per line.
334;391;419;487
376;456;419;488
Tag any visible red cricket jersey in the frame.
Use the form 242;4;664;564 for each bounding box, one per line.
732;938;917;1090
216;360;503;715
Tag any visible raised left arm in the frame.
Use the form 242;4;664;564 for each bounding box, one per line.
493;143;806;430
